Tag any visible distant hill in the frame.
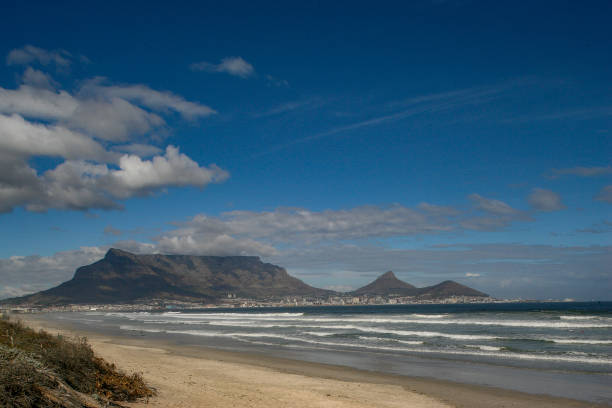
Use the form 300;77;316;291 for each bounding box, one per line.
351;271;418;296
5;248;332;305
417;280;489;298
352;272;488;298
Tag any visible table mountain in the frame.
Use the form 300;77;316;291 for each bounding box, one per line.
8;248;332;305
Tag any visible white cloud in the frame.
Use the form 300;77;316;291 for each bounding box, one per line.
19;146;229;212
0;84;79;120
67;97;166;141
460;194;530;231
528;188;565;211
148;196;541;257
169;205;454;246
21;67;58;90
0;48;226;213
465;272;481;277
80;80;216;119
106;146;229;197
0;76;215;142
468;193;519;216
6;45;71;68
418;202;460;216
155;234;277;257
190;56;255;78
0;113;112;161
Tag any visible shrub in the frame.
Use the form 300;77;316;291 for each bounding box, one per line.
0;318;154;406
0;345;59;408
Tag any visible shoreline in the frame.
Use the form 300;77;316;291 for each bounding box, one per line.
17;314;609;408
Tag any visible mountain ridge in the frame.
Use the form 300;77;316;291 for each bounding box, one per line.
351;272;488;298
3;250;489;305
7;248;332;305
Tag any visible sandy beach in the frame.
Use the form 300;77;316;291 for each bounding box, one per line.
17;314;607;408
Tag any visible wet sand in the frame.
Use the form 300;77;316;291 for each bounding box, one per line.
18;314;609;408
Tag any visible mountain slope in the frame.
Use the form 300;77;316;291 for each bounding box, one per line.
9;248;331;305
417;280;489;298
351;271;418;296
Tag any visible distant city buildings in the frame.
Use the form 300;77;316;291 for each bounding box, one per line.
0;294;542;314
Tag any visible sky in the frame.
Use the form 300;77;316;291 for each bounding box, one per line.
0;0;610;300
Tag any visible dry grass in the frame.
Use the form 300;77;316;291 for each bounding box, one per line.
0;317;155;407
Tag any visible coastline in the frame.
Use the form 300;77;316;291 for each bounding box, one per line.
14;313;609;408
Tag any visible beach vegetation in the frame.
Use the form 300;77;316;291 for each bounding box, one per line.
0;317;155;407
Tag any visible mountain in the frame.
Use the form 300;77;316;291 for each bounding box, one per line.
352;272;488;298
351;271;418;296
417;280;489;298
7;248;332;305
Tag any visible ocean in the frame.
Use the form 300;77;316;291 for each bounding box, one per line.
48;302;612;403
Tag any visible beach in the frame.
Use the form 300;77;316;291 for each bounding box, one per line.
16;313;608;408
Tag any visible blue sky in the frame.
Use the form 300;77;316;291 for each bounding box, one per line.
0;0;610;300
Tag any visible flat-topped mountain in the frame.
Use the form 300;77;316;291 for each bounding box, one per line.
352;272;488;298
4;250;489;305
8;248;332;305
351;271;418;296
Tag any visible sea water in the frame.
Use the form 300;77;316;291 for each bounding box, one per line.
50;302;612;403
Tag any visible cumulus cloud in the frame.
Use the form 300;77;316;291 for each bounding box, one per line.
0;71;215;142
107;146;229;197
0;83;79;120
547;165;612;178
0;113;112;161
528;188;565;211
0;46;226;213
16;146;228;212
190;56;255;78
6;45;72;68
596;185;612;203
